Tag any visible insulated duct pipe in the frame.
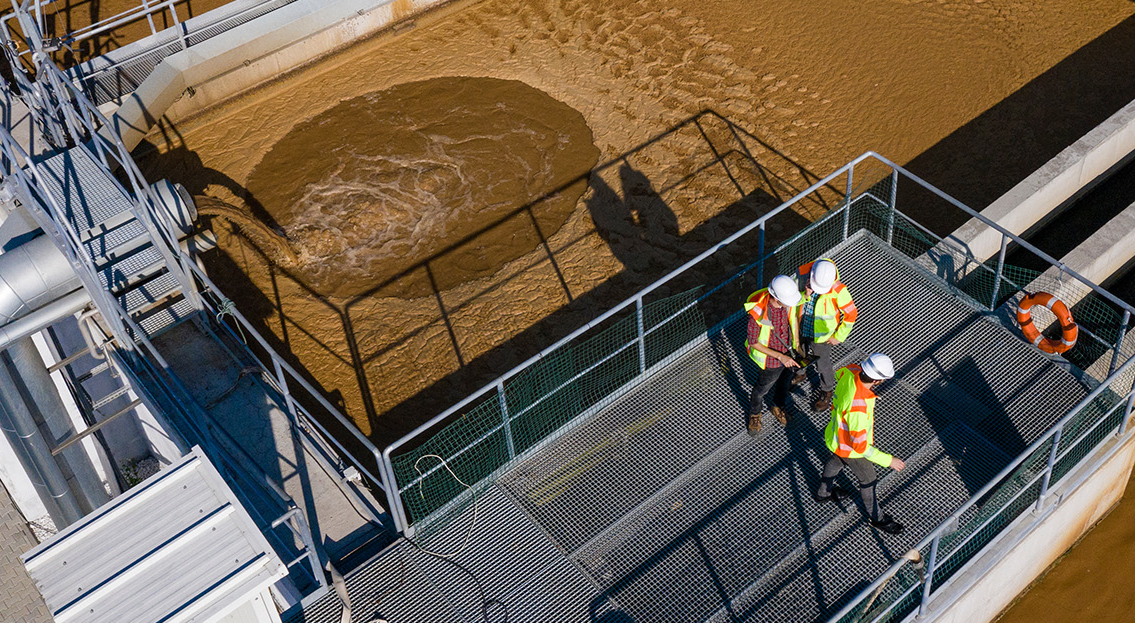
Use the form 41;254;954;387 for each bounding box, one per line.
0;231;218;352
0;350;85;527
0;179;198;333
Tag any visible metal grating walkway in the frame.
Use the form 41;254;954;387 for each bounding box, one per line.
290;232;1087;623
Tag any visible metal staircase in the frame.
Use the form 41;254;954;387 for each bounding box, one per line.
0;1;203;357
0;88;201;361
30;145;201;341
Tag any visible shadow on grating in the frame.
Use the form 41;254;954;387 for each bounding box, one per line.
292;232;1090;623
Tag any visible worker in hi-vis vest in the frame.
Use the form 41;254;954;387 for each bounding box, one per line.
743;275;802;436
793;258;858;412
814;353;907;535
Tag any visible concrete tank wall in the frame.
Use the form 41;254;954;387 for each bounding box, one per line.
110;0;455;150
947;98;1135;264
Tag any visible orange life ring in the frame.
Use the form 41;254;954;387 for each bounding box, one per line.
1017;292;1077;354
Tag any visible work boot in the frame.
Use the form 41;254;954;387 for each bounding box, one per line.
747;412;762;436
790;371;807;387
870;515;905;535
814;486;852;503
771;405;788;425
812;390;833;412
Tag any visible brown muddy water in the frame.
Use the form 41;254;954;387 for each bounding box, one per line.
245;77;598;298
134;0;1135;616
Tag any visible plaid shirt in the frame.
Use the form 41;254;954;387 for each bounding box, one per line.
748;302;791;368
801;292;819;340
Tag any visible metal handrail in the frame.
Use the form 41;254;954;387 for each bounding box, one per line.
0;128;134;343
867;152;1135;318
381;150;1135;544
68;0;298;86
33;60;203;312
825;354;1135;623
382;152;873;457
177;253;389;497
1;0;183;56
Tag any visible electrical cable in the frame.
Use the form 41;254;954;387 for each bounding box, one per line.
409;454;481;559
405;454;507;623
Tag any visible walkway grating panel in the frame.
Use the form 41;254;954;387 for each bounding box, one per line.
295;231;1090;622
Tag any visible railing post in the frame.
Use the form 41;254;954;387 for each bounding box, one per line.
886;168;898;244
755;221;766;288
635;296;647;374
1120;389;1135;437
139;0;159;36
990;233;1008;310
272;358;299;427
167;1;188;50
379;449;411;535
917;534;940;618
1108;310;1130;377
1035;427;1062;513
496;380;516;459
842;166;853;240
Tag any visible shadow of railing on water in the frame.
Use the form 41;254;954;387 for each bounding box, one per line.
136;110;839;461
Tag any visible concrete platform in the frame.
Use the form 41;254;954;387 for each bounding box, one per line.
289;231;1090;623
152;322;388;574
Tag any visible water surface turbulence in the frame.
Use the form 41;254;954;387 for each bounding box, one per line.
246;76;600;299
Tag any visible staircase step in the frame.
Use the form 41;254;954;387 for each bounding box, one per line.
117;272;182;316
133;295;196;338
76;360;112;384
80;210;136;242
35;148;135;233
91;384;132;411
83;217;147;264
97;243;164;294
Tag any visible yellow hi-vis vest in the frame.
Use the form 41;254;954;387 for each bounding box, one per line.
824;365;893;467
743;288;800;369
797;259;858;343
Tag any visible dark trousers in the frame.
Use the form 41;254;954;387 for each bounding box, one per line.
799;340;836;392
817;454;883;522
748;365;794;416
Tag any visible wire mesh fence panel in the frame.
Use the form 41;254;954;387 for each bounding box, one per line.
389;289;710;535
1051;394;1126;485
925;436;1053;586
390;391;509;533
373;154;1135;617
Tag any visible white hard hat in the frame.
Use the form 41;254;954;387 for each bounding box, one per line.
810;260;837;295
861;353;895;381
768;275;802;307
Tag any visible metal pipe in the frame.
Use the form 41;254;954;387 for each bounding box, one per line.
496;380;515;459
635;296;646;374
886;169;898;244
1109;310;1130;377
755;221;765;288
0;227;214;354
1121;389;1135;437
990;233;1008;310
1035;427;1063;512
0;234;81;325
917;536;940;617
0;366;83;527
842;166;853;240
0;288;89;351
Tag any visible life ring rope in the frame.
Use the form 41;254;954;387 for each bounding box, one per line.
1016;292;1078;354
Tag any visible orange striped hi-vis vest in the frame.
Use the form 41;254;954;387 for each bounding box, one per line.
823;364;893;467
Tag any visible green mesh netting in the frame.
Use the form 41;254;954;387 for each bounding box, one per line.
390;287;706;536
386;160;1135;568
